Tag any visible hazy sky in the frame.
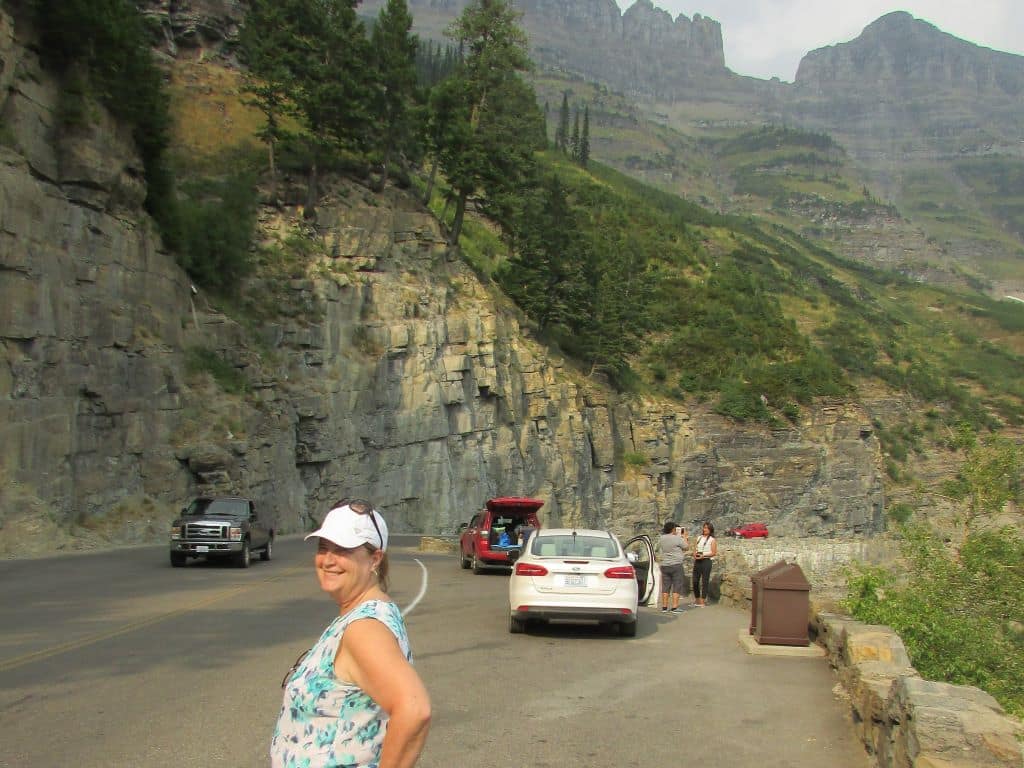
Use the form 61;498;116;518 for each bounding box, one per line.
621;1;1024;82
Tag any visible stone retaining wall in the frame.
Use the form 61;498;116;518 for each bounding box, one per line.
814;613;1023;768
716;543;1023;768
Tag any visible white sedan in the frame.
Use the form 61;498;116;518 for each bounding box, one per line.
507;528;641;637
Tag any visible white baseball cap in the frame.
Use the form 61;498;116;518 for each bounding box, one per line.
305;501;388;551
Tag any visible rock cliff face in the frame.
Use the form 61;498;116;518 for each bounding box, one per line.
789;11;1024;160
140;0;246;58
795;12;1024;100
0;6;883;556
360;0;728;99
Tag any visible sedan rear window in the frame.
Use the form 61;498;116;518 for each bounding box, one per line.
531;535;618;558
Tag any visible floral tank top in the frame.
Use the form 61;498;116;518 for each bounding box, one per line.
271;600;411;768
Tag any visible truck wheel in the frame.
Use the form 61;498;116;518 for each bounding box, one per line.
472;553;485;574
260;539;273;562
460;549;471;569
170;552;187;568
237;541;251;568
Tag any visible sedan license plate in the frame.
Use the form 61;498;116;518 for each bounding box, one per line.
562;574;588;587
196;545;209;553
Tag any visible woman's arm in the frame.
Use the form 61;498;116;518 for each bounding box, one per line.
340;619;432;768
710;536;718;557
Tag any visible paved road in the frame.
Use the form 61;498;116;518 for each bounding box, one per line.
0;539;868;768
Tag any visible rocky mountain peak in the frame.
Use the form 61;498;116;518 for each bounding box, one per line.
619;0;723;59
794;10;1024;96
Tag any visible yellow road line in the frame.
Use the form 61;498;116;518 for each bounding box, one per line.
0;565;307;674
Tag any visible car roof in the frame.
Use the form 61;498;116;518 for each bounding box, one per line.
532;528;614;538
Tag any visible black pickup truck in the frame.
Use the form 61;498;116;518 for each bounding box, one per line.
169;496;274;568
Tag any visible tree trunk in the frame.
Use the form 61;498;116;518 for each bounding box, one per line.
423;158;438;205
304;157;318;221
449;192;467;246
375;147;391;194
268;139;279;208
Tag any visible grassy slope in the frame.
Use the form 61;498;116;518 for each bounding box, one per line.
535;70;1024;293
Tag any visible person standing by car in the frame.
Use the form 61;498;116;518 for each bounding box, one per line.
692;521;718;607
272;500;431;768
656;520;689;613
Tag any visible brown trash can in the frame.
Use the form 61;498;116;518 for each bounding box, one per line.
749;560;791;636
753;561;811;647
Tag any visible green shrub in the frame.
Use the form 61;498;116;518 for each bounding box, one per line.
781;402;800;423
886;502;913;524
185;347;249;394
844;524;1024;717
175;173;259;292
714;381;772;422
622;451;648;468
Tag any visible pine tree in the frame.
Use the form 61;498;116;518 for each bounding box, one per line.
239;0;293;206
433;0;539;245
500;174;589;332
579;105;590;167
556;91;570;153
570;108;580;160
371;0;419;190
240;0;374;219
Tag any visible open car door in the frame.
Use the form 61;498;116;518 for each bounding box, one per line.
622;534;658;607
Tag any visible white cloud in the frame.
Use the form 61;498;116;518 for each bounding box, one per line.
618;0;1024;81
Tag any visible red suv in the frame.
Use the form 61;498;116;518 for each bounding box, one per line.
726;522;769;539
459;497;543;573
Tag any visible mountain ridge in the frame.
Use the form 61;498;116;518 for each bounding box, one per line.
796;10;1024;94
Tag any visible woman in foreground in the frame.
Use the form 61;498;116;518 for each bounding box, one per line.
271;500;431;768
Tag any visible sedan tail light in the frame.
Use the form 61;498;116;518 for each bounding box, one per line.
514;562;549;576
603;565;636;579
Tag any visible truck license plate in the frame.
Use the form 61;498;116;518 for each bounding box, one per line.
563;574;587;587
196;545;209;553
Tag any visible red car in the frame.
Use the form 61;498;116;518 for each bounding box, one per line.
459;497;543;573
726;522;769;539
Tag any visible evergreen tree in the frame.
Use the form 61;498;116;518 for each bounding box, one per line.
499;174;589;332
433;0;538;245
570;108;580;160
238;0;294;207
555;91;570;153
580;222;652;377
579;105;590;167
240;0;374;219
371;0;419;190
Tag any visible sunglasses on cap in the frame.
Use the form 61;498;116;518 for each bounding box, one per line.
334;497;384;550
